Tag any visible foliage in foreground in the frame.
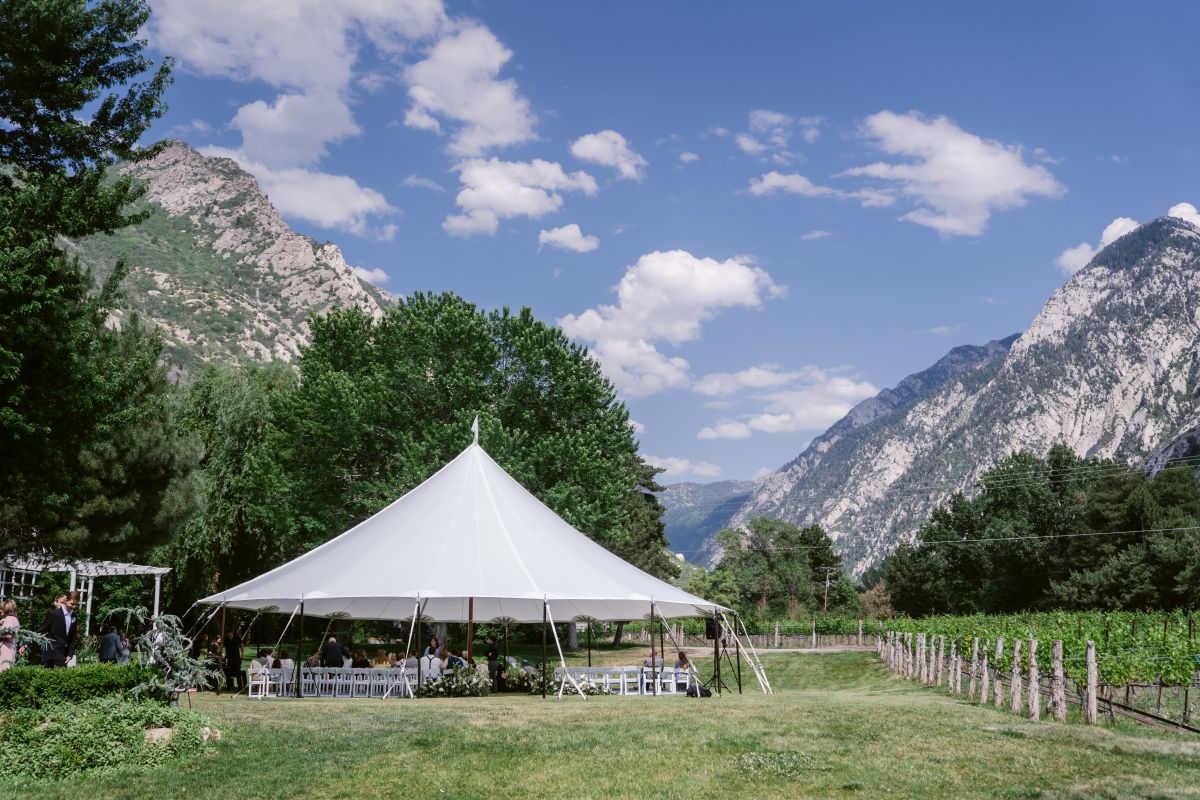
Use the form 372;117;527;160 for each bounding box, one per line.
0;662;154;711
416;666;492;698
0;696;213;780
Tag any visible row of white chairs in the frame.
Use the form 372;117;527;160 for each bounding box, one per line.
248;667;441;699
553;666;694;695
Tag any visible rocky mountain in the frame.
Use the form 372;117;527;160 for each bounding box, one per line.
66;141;389;379
658;479;756;564
663;215;1200;574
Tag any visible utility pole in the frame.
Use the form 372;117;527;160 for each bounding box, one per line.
822;567;837;612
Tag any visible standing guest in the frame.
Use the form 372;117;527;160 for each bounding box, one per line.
37;591;78;668
223;630;244;690
484;635;501;691
320;635;341;668
99;626;121;663
423;636;440;657
118;630;132;664
1;599;26;672
191;632;209;661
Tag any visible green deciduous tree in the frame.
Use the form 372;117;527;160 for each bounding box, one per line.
0;0;173;556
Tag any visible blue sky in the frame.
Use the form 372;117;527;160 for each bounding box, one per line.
142;0;1200;482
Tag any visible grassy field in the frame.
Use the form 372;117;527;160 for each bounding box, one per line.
4;651;1199;800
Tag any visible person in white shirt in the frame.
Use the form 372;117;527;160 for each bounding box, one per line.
420;650;442;680
278;649;295;672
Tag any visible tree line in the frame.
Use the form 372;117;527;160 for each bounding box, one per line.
0;0;676;615
863;444;1200;616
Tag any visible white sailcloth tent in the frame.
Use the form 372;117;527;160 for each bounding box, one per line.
200;432;725;624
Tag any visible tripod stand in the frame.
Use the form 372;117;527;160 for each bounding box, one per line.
704;633;742;694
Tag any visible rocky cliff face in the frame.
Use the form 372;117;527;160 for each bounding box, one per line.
665;216;1200;573
67;141;389;378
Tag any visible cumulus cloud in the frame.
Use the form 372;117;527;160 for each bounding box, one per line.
538;223;599;253
1056;216;1140;275
443;158;597;236
695;367;877;439
801;230;830;240
404;24;536;156
352;266;390;284
748;171;895;208
403;174;445;192
693;365;808;396
840;111;1064;236
921;324;963;336
569;130;647;180
204;146;397;239
679;151;700;163
1168;202;1200;227
558;251;786;397
148;1;445;236
643;454;721;479
735;110;822;164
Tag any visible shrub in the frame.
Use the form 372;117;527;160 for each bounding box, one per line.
0;696;214;779
417;666;491;698
0;663;158;711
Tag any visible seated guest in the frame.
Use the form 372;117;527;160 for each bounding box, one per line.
304;651;320;668
278;650;295;671
387;652;398;668
642;651;664;668
444;648;466;670
372;649;389;668
403;651;419;669
320;636;341;668
674;651;692;690
352;649;371;669
248;649;268;671
420;649;443;678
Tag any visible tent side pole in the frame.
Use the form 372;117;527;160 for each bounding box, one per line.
467;597;475;664
545;604;586;700
659;612;666;677
219;602;227;696
541;601;548;699
650;601;657;696
713;611;720;696
587;624;591;668
296;601;304;698
416;599;423;690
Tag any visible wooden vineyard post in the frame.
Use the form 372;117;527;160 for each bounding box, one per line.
1050;640;1066;722
993;637;1005;709
1027;638;1040;721
1009;639;1023;714
968;637;981;701
926;635;934;684
979;647;991;706
1085;640;1098;725
936;635;945;687
811;620;817;649
774;621;780;649
857;618;863;647
917;634;926;683
1185;616;1195;724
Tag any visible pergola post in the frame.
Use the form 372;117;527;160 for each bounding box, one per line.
84;576;95;636
153;574;161;618
69;569;77;593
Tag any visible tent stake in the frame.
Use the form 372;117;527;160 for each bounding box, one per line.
541;601;548;699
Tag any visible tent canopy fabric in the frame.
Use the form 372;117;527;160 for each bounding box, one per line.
200;441;724;623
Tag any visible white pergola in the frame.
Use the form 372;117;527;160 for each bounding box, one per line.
0;556;171;635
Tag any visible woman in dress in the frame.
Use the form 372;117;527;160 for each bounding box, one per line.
0;599;24;672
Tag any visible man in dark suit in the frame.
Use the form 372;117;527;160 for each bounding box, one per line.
321;635;342;668
99;626;121;663
38;591;78;668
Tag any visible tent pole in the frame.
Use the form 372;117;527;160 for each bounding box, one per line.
467;597;475;664
713;611;721;696
416;598;423;691
545;604;585;699
218;602;226;696
587;623;591;667
541;601;548;699
296;600;304;698
650;601;657;696
736;636;742;694
659;612;666;678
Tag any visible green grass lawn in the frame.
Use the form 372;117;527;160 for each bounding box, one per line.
5;651;1199;800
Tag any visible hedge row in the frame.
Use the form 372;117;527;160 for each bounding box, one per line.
0;663;158;711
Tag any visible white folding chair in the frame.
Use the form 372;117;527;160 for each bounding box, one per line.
301;668;317;697
248;668;270;699
369;670;388;698
352;669;371;697
334;668;354;697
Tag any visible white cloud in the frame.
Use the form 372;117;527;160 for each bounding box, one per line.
402;174;445;192
443;158;597;236
538;223;599;253
232;90;360;168
1056;215;1140;275
693;364;807;396
569;130;647;181
1168;202;1200;227
735;110;822;163
801;230;830;241
147;1;445;236
404;25;536;156
921;324;962;336
204;146;397;239
751;466;774;480
736;133;767;155
643;454;721;479
708;126;730;138
841;111;1065;236
558;250;786;397
748;171;896;208
695;366;878;439
352;266;390;284
1033;147;1062;165
628;419;645;434
697;421;753;440
679;151;700;163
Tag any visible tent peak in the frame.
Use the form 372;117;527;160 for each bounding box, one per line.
471;415;479;445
